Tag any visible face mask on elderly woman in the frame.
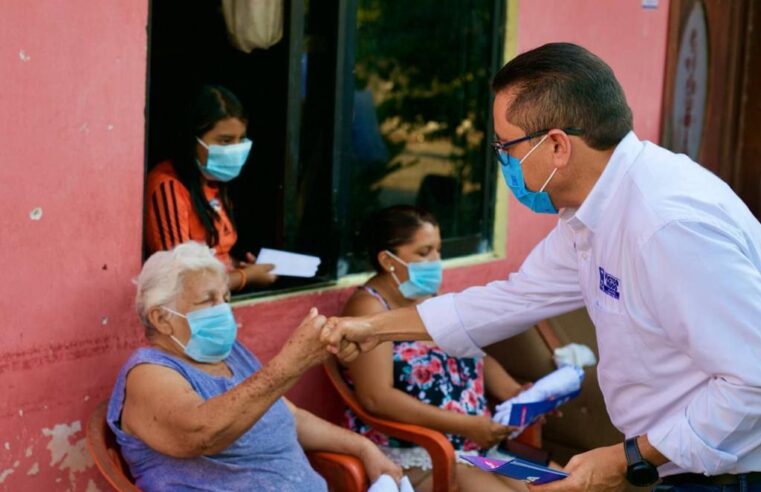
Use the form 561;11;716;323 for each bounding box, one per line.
163;303;238;363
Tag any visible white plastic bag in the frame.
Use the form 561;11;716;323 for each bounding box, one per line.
221;0;283;53
553;343;597;368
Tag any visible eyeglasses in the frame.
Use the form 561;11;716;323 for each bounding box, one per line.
491;128;584;162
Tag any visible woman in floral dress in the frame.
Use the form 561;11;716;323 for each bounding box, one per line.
341;205;529;492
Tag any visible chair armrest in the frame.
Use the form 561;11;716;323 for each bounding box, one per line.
323;360;457;492
307;451;368;492
352;410;457;492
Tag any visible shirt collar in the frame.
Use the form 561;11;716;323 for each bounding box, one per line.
561;131;644;232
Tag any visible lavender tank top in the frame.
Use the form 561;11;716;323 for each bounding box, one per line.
107;341;327;492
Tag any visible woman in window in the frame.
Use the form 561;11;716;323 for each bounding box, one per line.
144;85;276;291
341;205;529;492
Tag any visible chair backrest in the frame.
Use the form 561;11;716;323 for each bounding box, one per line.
85;401;141;492
324;357;458;492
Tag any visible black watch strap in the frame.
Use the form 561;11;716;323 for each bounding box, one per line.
624;436;642;466
624;436;660;487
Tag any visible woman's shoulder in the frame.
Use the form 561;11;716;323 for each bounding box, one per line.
343;287;389;316
145;161;187;195
120;346;190;377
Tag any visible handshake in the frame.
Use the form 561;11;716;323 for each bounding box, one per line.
276;307;382;372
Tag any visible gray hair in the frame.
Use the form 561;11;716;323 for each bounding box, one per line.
135;242;226;332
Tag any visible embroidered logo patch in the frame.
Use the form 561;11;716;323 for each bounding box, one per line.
598;267;620;300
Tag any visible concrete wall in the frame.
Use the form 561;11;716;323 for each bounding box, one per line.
505;0;670;265
0;1;669;490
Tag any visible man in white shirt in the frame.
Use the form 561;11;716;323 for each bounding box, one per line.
323;42;761;491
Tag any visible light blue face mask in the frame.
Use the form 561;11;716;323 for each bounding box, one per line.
385;250;443;299
497;134;559;214
163;303;238;363
196;137;253;182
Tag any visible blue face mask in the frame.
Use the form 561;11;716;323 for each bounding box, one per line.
196;137;253;182
497;134;559;214
163;303;238;363
386;250;443;299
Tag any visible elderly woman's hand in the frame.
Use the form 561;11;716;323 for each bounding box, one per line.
357;438;403;484
275;307;332;373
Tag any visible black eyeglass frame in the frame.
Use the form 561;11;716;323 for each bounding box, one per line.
491;127;584;156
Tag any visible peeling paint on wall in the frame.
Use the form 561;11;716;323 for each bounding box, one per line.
26;462;39;476
85;478;102;492
0;468;14;483
41;421;93;474
18;49;31;61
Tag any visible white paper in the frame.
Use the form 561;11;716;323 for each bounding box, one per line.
368;474;414;492
255;248;321;278
368;474;397;492
399;476;414;492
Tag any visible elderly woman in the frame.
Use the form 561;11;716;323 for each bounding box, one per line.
107;242;400;491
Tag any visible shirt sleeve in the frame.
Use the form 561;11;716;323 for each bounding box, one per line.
418;222;585;357
145;177;191;253
637;220;761;474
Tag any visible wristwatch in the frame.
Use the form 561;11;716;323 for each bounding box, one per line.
624;436;659;486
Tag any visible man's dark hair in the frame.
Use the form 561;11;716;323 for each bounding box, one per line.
492;42;632;150
363;205;439;273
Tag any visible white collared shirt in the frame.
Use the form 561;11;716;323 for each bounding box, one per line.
419;132;761;476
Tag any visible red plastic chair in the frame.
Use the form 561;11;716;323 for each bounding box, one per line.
323;357;544;492
85;401;368;492
324;357;457;492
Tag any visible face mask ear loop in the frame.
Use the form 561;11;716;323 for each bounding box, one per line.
196;137;209;149
169;335;188;351
539;167;558;192
161;307;189;350
519;134;549;165
384;250;408;266
162;306;186;318
389;270;404;287
384;250;408;288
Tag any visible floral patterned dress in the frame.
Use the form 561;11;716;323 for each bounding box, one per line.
343;286;490;469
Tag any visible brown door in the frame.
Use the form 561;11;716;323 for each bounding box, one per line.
661;0;761;218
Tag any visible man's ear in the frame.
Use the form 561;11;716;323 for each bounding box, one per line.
548;129;573;169
147;306;174;336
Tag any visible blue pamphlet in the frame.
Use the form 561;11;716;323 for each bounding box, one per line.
508;388;581;427
461;455;568;485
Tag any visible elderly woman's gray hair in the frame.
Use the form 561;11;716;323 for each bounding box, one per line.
136;242;226;331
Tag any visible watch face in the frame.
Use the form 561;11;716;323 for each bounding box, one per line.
627;463;660;487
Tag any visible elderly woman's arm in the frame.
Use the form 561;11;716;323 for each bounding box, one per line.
284;399;402;483
121;309;329;458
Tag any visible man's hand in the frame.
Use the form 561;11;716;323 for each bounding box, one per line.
528;444;627;492
320;316;381;363
276;308;331;373
462;415;516;449
357;438;403;483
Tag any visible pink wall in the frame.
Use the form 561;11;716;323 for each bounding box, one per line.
505;0;671;266
0;1;669;490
